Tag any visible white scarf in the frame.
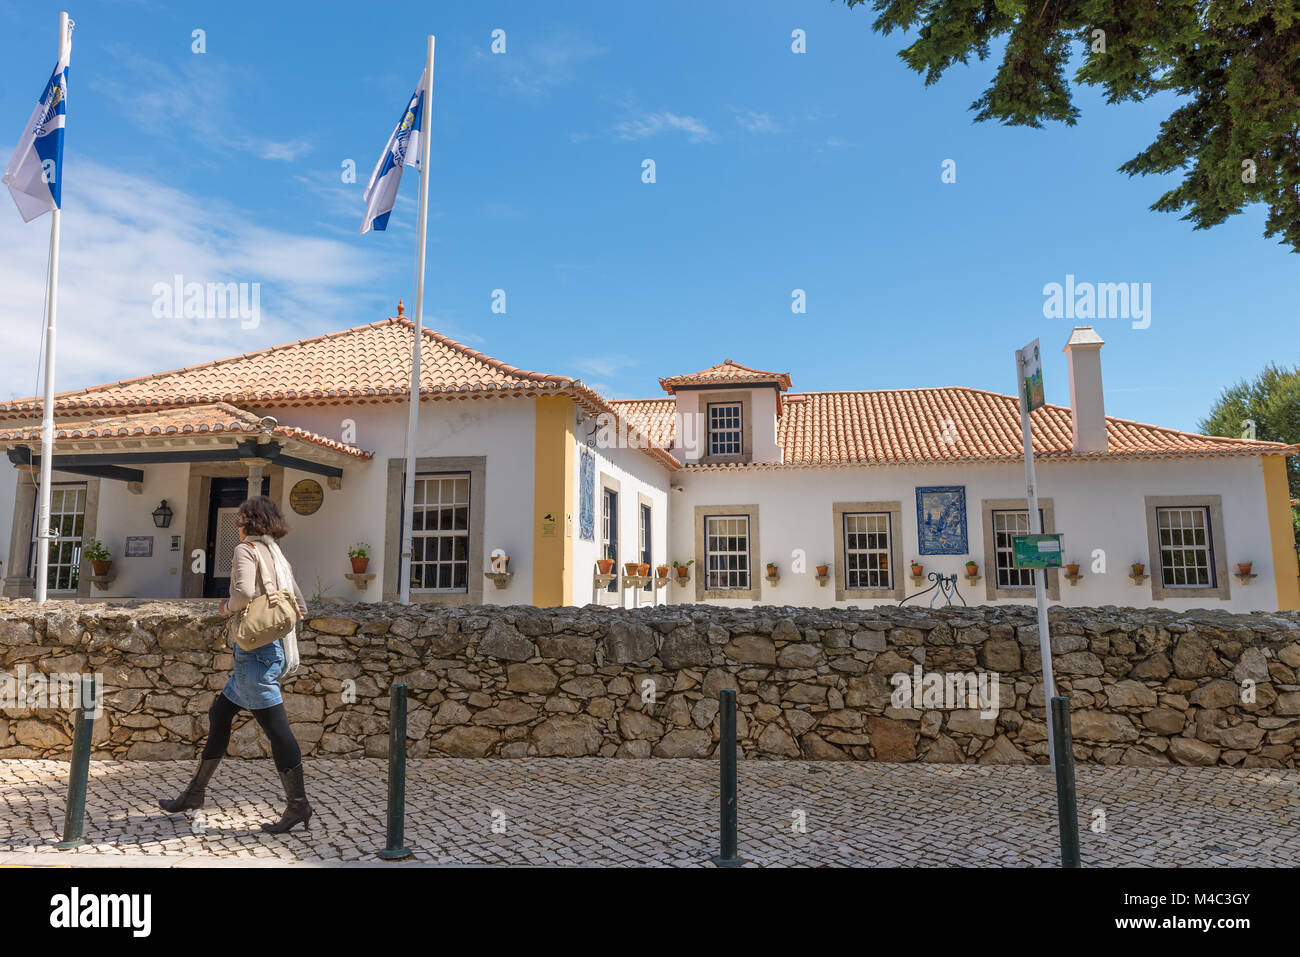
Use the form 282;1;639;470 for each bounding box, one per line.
250;535;300;678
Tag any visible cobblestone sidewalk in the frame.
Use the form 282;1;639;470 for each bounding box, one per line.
1;759;1296;866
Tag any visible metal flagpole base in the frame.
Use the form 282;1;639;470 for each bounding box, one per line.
378;846;412;860
711;855;745;868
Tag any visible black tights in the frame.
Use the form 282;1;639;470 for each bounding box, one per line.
201;692;302;772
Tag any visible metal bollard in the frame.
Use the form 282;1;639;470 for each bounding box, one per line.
712;688;744;867
55;676;98;849
1050;696;1082;868
378;682;412;860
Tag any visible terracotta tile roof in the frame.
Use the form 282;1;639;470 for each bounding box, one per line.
611;388;1294;466
0;403;372;459
659;359;792;394
0;317;574;412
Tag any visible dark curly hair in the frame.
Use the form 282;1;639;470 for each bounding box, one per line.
236;495;290;539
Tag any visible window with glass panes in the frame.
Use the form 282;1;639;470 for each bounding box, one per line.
843;512;892;589
409;474;469;592
1156;507;1214;587
706;402;742;456
602;487;618;592
34;483;86;592
993;509;1044;588
639;503;652;591
705;515;750;590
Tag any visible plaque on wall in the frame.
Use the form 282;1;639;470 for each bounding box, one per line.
289;479;324;515
915;486;968;555
125;536;154;558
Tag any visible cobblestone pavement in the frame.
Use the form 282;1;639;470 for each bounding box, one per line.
0;759;1296;866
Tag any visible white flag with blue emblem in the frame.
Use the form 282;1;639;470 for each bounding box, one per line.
3;38;71;223
360;69;426;234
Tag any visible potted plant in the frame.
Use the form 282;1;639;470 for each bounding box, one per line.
491;552;510;573
1130;562;1145;577
624;561;642;578
597;558;615;575
910;560;924;577
1236;561;1253;576
815;563;830;578
348;542;371;574
84;539;111;577
655;564;670;579
964;560;978;576
673;559;694;578
766;562;779;578
1065;561;1080;576
637;562;651;577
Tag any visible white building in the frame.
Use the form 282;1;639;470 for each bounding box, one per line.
2;314;1296;612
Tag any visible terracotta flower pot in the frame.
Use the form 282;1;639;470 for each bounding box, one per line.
597;559;615;575
1130;563;1145;576
676;566;689;578
1066;563;1080;576
815;564;829;577
766;563;778;578
91;560;111;577
964;563;978;575
1236;562;1252;576
624;562;641;577
637;563;650;577
350;556;369;574
656;565;669;579
910;564;924;577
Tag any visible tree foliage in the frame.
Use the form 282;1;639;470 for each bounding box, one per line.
847;1;1300;251
1199;362;1300;540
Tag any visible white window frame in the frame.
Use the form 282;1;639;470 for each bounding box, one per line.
706;402;743;457
1156;506;1215;588
843;512;893;590
32;482;87;594
705;514;751;591
993;509;1040;589
409;473;470;594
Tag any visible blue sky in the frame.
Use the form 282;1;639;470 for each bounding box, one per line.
1;0;1296;431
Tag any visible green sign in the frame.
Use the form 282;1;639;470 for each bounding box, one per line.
1017;339;1044;412
1012;533;1063;569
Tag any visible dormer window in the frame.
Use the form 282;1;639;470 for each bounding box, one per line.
707;402;743;456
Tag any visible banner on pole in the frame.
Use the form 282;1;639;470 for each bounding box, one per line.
1016;339;1044;412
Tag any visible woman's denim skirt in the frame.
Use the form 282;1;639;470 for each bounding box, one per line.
222;640;285;710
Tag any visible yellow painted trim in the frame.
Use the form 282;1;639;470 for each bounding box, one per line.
1262;455;1300;610
532;395;575;607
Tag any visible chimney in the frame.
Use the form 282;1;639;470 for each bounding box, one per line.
1062;326;1107;453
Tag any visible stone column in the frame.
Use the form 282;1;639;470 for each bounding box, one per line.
3;466;38;598
244;458;271;501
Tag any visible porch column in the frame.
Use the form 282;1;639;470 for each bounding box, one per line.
3;466;37;598
244;457;271;501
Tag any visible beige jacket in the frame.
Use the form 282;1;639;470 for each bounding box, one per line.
228;539;308;617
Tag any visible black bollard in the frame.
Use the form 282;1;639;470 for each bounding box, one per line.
378;682;412;860
712;688;744;867
55;676;98;849
1050;696;1082;868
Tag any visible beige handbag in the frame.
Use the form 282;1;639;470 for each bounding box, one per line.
224;541;299;652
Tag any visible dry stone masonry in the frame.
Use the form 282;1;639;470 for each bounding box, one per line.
1;600;1297;767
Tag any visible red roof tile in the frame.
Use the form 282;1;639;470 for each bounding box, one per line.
659;359;792;394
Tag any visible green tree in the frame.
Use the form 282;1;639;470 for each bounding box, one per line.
1199;362;1300;541
846;1;1300;251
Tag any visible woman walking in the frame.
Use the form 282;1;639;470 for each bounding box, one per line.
158;495;313;833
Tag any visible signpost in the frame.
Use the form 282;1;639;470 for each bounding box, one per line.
1014;340;1058;765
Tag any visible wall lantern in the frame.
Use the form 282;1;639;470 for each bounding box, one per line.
152;500;173;528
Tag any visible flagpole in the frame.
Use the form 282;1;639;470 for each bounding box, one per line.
34;10;70;605
399;34;435;605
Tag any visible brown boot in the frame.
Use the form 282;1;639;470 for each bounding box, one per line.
261;763;313;833
158;757;221;813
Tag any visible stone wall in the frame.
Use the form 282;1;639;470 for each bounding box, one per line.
1;600;1298;767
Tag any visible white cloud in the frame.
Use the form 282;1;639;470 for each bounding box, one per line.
0;161;384;401
476;31;608;97
734;110;779;134
613;112;716;144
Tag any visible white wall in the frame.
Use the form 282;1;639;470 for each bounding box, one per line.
670;387;783;464
0;464;14;584
669;457;1282;612
572;430;672;608
90;463;191;598
264;396;536;604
